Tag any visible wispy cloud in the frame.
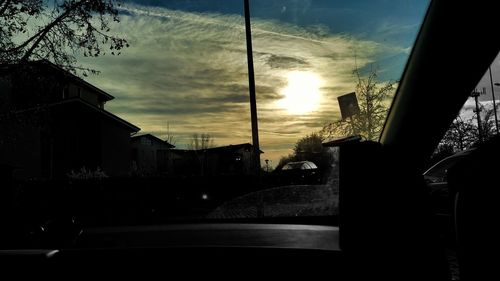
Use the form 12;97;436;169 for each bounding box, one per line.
79;3;409;162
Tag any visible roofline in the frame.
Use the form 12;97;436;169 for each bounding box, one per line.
43;60;115;101
170;143;264;154
131;133;175;148
50;98;140;132
201;143;264;153
7;60;115;101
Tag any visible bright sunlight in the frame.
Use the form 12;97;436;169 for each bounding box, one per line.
277;71;322;115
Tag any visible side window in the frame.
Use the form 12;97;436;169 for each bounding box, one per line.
432;51;500;170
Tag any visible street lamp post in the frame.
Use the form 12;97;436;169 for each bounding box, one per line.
470;89;484;143
493;81;500;134
488;67;499;134
243;0;261;173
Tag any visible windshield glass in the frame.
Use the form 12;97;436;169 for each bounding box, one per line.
0;0;429;233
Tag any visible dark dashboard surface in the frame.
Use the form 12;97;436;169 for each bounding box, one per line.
76;223;339;250
1;223;342;275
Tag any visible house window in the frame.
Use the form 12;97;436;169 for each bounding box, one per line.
141;138;152;146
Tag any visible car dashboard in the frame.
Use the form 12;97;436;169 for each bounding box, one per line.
1;223;342;276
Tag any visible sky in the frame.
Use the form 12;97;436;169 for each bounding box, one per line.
77;0;430;165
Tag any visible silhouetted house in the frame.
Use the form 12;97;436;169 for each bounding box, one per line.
0;60;140;179
167;143;263;176
130;134;175;174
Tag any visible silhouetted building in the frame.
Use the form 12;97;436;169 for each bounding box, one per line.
0;60;140;179
130;134;175;174
167;143;263;176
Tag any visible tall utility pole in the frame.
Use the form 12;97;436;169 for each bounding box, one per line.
471;89;483;143
244;0;261;172
488;67;499;134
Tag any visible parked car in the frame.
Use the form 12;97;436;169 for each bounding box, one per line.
280;161;320;185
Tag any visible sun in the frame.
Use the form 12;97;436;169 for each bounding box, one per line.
277;71;322;115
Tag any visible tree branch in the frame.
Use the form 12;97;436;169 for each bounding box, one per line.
19;4;79;61
0;0;11;17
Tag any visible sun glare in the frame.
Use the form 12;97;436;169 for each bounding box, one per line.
278;71;322;115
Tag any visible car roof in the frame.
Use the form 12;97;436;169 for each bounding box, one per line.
283;161;318;169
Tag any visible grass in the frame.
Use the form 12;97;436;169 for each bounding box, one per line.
207;182;339;219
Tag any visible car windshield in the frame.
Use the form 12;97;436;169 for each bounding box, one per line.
0;0;430;229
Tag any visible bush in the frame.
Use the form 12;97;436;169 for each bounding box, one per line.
67;167;108;180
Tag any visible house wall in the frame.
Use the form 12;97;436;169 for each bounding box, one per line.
157;149;170;174
0;123;42;179
166;151;200;176
65;83;80;99
51;103;101;178
66;83;101;107
1;64;136;179
0;76;13;111
80;87;100;107
49;102;132;178
101;118;132;176
165;146;256;176
130;138;171;174
238;148;254;174
131;140;156;173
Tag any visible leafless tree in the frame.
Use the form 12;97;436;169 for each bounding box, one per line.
321;67;396;141
0;0;128;76
188;133;214;150
163;121;177;146
437;105;498;152
438;116;478;152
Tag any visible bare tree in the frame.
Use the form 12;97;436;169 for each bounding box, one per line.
478;105;497;141
321;67;396;141
163;121;177;146
0;0;128;75
437;105;498;153
438;116;478;152
188;133;214;150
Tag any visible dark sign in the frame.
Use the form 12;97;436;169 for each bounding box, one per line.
338;92;360;120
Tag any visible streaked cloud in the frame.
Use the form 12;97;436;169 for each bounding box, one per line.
78;3;412;163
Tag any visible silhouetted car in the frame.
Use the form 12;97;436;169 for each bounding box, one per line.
280;161;320;185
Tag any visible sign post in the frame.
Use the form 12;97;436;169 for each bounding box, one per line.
338;92;360;134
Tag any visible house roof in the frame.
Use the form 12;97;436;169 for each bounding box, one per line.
0;95;141;133
204;143;264;154
171;143;263;154
0;60;115;102
50;98;140;132
131;133;175;148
